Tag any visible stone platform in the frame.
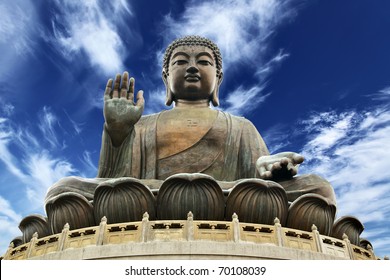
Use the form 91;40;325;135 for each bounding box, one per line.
2;213;376;260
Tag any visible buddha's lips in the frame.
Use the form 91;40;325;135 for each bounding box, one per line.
185;74;201;81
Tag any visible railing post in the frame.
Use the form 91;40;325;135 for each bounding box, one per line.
366;244;376;260
274;217;284;247
187;211;194;241
311;224;324;253
96;216;107;245
3;242;15;260
141;212;149;242
232;213;240;243
343;233;355;260
26;232;38;258
58;223;70;251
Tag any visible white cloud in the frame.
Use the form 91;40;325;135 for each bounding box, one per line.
0;196;23;254
51;0;135;75
144;86;169;115
0;109;77;210
162;0;293;66
0;119;28;181
0;110;78;254
0;98;15;117
79;151;98;176
0;0;38;83
24;151;76;207
38;107;62;149
221;85;271;116
159;0;296;115
367;86;390;101
296;106;390;256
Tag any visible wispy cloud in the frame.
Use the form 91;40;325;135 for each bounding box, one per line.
159;0;298;115
0;0;38;82
0;196;23;253
296;106;390;257
50;0;136;75
80;151;98;176
367;86;390;101
221;85;271;116
0;108;77;209
38;106;62;149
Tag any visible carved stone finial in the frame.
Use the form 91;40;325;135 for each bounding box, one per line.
101;216;107;223
187;211;193;219
311;224;318;231
342;233;349;241
63;223;70;230
232;213;238;220
143;212;149;220
32;232;38;239
274;217;280;225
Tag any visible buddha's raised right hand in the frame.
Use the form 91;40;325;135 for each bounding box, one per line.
104;71;144;147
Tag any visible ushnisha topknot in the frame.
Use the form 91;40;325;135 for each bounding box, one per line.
162;35;223;76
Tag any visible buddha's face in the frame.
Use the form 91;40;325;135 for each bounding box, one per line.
164;45;221;102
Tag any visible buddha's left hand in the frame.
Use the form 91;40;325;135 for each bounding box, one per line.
256;152;304;181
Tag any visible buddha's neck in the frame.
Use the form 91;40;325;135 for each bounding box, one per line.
174;99;210;108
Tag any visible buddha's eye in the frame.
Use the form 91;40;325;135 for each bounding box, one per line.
173;60;188;65
198;60;212;66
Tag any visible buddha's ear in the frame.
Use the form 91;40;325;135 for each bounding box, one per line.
162;70;173;106
211;72;223;107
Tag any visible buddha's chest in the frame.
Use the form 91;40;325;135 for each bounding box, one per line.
156;109;220;159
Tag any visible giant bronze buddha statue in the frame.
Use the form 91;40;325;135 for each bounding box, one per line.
41;36;341;238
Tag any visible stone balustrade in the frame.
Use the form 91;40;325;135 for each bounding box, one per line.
2;213;377;260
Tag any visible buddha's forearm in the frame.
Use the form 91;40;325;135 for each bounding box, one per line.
105;123;133;147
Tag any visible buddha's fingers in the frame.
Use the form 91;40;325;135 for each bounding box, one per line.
135;90;144;109
292;154;304;164
272;161;282;170
112;74;121;98
120;71;129;98
263;170;272;180
128;77;135;102
104;79;113;100
286;162;297;176
279;157;289;166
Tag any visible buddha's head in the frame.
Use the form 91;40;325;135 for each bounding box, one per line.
162;36;223;107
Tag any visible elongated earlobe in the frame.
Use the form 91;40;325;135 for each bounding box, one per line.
211;72;223;107
162;71;173;106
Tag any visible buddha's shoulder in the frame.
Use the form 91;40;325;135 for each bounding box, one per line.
217;111;254;126
136;112;162;126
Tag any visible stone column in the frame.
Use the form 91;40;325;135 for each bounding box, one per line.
343;233;355;260
141;212;149;242
274;218;284;247
26;232;38;258
58;223;70;251
96;216;107;245
232;213;240;243
187;211;194;241
311;224;324;253
3;242;15;260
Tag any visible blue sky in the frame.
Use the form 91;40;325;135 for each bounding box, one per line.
0;0;389;258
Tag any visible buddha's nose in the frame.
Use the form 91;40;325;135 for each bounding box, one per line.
186;65;199;73
186;59;199;73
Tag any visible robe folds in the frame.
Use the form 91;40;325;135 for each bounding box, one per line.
97;110;269;181
45;108;335;205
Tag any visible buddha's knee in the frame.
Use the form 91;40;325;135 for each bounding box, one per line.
278;174;336;205
44;176;103;233
45;176;104;203
278;174;337;235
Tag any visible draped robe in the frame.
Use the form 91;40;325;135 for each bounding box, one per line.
97;108;269;181
46;108;335;205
